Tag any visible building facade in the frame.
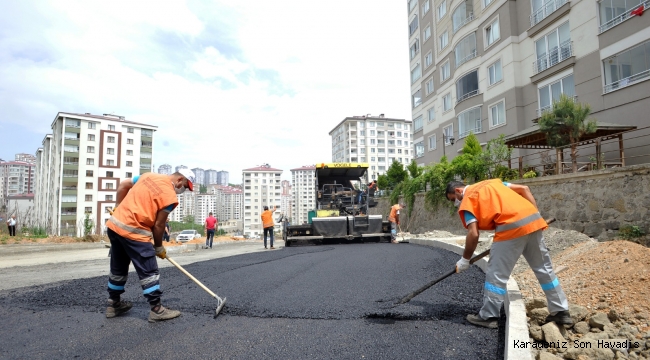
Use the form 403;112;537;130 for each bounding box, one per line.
0;160;35;208
280;180;293;222
290;166;316;225
158;164;172;175
175;165;188;173
34;112;156;236
217;171;229;186
407;0;650;165
330;115;413;182
15;153;36;164
212;185;243;227
191;168;205;187
205;169;218;185
242;164;282;236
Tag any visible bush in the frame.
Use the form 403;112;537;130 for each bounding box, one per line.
619;225;645;240
523;170;537;179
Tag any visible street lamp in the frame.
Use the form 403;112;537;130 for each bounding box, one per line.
442;134;455;158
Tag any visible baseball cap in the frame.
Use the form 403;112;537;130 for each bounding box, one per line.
178;169;196;191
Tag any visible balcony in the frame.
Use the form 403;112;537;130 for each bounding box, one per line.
599;1;649;33
456;89;481;104
604;69;650;93
456;49;477;68
537;95;578;117
530;0;568;27
453;12;474;34
532;41;573;75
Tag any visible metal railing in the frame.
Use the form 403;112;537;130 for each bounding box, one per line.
536;95;578;117
530;0;568;27
456;49;477;67
453;12;474;33
458;124;482;139
456;89;480;104
599;1;649;33
604;69;650;93
64;136;79;140
532;41;573;75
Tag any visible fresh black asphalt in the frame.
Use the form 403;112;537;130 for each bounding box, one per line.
0;243;505;359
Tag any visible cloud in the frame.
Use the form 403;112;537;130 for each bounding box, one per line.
0;0;412;182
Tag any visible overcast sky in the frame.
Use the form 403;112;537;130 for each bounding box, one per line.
0;0;412;183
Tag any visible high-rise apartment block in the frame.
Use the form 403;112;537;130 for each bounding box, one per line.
290;165;315;225
175;165;188;173
205;169;218;185
15;153;36;164
191;168;205;186
34;112;156;236
242;164;282;236
217;171;229;186
330;115;412;182
213;185;243;224
158;164;172;175
280;180;293;221
407;0;650;165
0;160;35;204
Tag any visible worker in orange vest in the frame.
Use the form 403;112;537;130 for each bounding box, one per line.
446;179;571;329
261;205;277;249
105;169;195;323
387;203;406;244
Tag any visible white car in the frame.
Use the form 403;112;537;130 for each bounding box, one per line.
176;229;201;242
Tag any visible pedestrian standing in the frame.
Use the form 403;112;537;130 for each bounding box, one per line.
104;169;195;323
205;212;217;249
163;219;171;242
6;215;16;236
388;203;405;244
261;206;277;249
446;179;571;329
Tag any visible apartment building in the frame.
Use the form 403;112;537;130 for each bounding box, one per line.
242;164;282;237
217;171;229;186
158;164;172;175
175;165;188;173
213;185;243;227
0;160;35;208
15;153;36;164
407;0;650;165
205;169;218;185
195;193;217;224
290;165;315;225
191;168;205;187
34;112;156;236
330;115;413;181
169;191;195;223
280;180;293;222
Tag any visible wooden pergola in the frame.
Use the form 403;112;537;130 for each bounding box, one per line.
504;122;637;176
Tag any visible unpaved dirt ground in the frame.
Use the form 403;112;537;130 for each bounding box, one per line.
0;234;245;246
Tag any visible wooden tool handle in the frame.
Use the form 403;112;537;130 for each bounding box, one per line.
166;256;218;299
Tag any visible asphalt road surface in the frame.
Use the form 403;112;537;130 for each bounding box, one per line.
0;242;505;359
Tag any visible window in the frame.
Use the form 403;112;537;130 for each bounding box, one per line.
603;39;650;93
66;119;81;128
412;89;422;108
378;157;386;162
409;16;419;36
409;0;418;12
485;18;500;47
87;146;95;153
360;130;365;136
127;139;134;145
489;100;506;127
371;157;376;162
106;183;114;190
439;31;449;49
398;140;403;145
105;195;113;201
371;148;376;153
455;32;477;67
415;141;425;158
411;64;422;84
107;148;115;155
126;172;132;178
61;195;77;203
85;195;92;201
484;0;493;8
85;182;93;189
488;60;503;85
107;136;115;143
423;0;430;14
64;145;79;153
452;0;474;33
86;170;94;177
425;51;433;68
410;39;420;60
370;130;376;136
538;74;575;115
425;77;434;95
86;158;94;165
106;171;113;177
599;0;645;32
127;127;134;133
442;93;452;112
126;150;133;156
444;125;454;144
377;130;385;136
388;149;395;154
414;115;424;132
88;122;96;129
108;125;115;131
427;107;436;123
534;22;571;74
85;207;92;213
429;135;437;150
370;139;376;145
87;134;95;141
441;61;450;81
438;1;447;19
456;70;479;102
369;121;375;127
424;26;431;41
107;160;114;166
532;0;569;27
63;169;78;178
458;107;482;138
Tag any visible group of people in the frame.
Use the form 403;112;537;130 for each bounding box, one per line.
102;167;571;330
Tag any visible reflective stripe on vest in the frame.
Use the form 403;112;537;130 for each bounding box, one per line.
495;212;543;233
108;216;153;238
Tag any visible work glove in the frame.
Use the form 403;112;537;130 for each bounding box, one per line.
155;246;167;259
456;257;470;273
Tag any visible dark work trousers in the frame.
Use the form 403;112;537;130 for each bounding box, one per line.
206;229;215;248
8;225;16;236
263;227;274;248
106;229;162;305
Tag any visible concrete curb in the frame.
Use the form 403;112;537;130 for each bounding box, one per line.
410;237;531;360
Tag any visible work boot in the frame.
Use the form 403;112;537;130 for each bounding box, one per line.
148;304;181;323
270;246;275;249
106;299;133;318
466;314;498;329
545;310;573;325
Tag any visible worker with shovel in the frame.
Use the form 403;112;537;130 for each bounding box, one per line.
104;169;195;323
388;203;406;244
446;180;571;329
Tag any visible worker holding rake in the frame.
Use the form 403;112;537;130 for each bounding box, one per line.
446;179;571;329
104;169;195;323
388;203;406;244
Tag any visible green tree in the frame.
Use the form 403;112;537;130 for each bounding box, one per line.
376;174;389;191
450;133;486;183
385;160;408;189
539;94;597;173
406;160;423;179
479;134;513;179
183;215;195;224
200;185;207;194
462;132;482;156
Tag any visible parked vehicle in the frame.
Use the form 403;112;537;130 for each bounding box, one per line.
176;229;201;242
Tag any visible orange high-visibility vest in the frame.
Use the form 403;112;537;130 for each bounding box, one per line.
458;179;547;242
107;173;179;243
388;204;400;223
261;208;275;228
